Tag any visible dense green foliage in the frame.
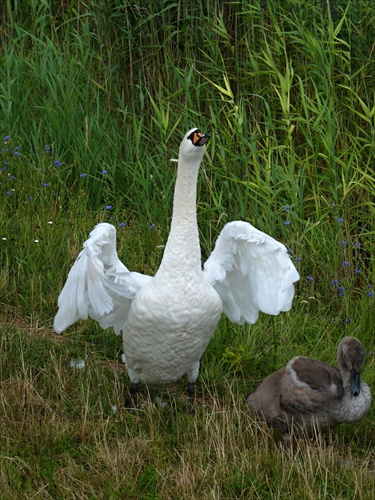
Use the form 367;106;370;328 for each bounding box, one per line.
1;1;374;497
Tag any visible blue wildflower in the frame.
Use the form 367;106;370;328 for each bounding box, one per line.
294;257;302;262
285;205;291;210
119;222;126;227
367;292;374;297
284;221;291;226
342;261;349;267
105;205;112;210
53;160;62;167
6;190;12;195
330;280;338;285
342;241;347;245
4;135;11;141
337;217;344;223
346;318;352;323
355;269;360;274
45;144;51;153
43;183;50;187
102;170;108;175
337;286;345;292
149;223;155;229
354;242;361;247
307;276;314;281
80;173;87;178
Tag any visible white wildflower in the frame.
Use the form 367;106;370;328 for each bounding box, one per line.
70;358;85;369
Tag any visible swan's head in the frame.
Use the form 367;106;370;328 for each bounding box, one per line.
179;128;210;162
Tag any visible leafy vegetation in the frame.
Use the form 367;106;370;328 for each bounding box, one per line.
1;0;374;497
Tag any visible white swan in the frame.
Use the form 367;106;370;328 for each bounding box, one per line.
54;129;299;402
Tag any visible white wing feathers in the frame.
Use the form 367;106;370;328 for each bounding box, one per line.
53;223;152;335
203;221;299;325
54;220;298;335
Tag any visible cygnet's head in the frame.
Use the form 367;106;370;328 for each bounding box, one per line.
179;128;210;162
338;336;366;396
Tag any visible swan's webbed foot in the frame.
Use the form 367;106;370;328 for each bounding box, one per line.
187;382;196;416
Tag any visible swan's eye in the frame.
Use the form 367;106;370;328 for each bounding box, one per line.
188;130;210;146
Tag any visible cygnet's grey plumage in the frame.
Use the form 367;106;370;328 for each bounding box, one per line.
246;336;371;439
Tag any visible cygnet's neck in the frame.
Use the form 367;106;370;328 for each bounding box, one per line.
337;348;351;389
335;381;371;423
339;366;351;391
157;153;202;276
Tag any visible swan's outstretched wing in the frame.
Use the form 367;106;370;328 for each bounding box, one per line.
203;221;299;324
53;223;152;335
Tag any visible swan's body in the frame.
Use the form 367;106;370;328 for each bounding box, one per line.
246;336;371;439
54;129;299;396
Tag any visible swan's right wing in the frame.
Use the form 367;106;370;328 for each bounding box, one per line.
203;221;299;325
53;223;152;335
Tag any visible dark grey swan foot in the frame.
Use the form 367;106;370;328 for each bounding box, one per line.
187;382;196;416
125;382;140;410
129;382;139;396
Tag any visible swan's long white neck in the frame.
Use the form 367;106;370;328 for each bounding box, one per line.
156;151;203;278
171;154;200;229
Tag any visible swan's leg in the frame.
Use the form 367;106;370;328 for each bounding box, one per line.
187;382;195;397
130;382;139;396
187;382;196;415
123;352;141;408
125;382;139;410
187;361;200;415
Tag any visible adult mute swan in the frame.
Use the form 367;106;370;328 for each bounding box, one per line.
54;129;299;404
246;336;371;440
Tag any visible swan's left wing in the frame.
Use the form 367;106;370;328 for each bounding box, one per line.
54;223;152;335
203;221;299;324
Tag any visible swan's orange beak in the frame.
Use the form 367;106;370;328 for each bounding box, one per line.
189;130;210;146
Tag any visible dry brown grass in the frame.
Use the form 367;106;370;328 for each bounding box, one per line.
1;323;373;498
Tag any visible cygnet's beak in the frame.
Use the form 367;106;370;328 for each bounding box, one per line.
350;368;361;396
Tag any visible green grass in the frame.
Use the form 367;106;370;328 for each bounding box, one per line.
1;0;375;497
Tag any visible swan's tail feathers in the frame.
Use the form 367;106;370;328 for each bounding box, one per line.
53;223;152;335
203;221;300;325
